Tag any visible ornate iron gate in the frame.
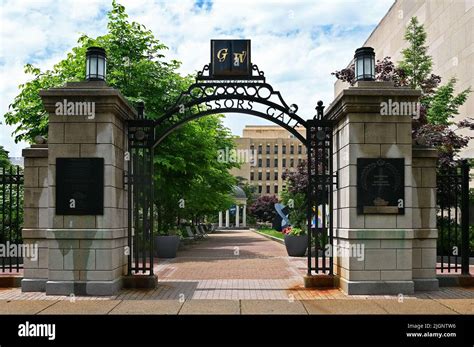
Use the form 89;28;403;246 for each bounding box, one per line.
436;160;471;274
125;108;155;276
0;166;24;272
125;40;335;278
306;104;336;275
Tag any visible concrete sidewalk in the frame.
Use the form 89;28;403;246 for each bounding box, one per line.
0;298;472;315
0;229;473;313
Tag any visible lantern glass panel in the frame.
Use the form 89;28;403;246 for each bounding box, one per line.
90;56;98;76
356;59;363;79
364;57;371;77
98;57;105;77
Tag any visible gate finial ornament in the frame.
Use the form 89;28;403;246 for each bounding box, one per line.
314;100;325;120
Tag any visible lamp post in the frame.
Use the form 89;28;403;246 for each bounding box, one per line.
354;47;375;82
86;47;107;81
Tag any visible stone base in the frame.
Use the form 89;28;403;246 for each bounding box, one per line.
122;275;157;289
21;278;47;292
46;278;122;296
438;275;474;287
339;278;415;295
413;278;439;291
304;274;336;288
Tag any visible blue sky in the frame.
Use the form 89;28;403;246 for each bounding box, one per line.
0;0;394;157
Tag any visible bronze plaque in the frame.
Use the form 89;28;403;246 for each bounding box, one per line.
357;158;405;214
56;158;104;215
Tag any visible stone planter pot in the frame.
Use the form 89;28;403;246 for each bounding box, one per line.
155;235;180;258
284;234;307;257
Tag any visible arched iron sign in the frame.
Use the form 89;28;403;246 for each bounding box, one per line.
126;39;336;279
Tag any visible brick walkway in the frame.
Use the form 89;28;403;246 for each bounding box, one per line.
0;229;473;302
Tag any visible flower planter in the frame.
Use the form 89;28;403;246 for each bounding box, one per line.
284;234;307;257
154;235;180;258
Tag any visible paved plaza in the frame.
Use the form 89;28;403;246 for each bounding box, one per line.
0;229;473;314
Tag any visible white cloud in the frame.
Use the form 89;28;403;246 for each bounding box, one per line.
0;0;394;157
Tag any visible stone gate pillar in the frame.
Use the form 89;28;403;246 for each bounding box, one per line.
326;81;424;295
33;80;136;295
21;143;49;291
411;147;439;290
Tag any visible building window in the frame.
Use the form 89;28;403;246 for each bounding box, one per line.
274;171;278;180
258;159;262;167
282;158;286;168
290;145;294;154
298;158;302;165
274;145;278;154
290;159;294;167
266;172;270;180
258;145;262;154
282;145;286;154
258;185;262;193
258;172;262;180
274;158;278;167
266;158;270;167
250;144;254;152
274;185;278;194
266;144;270;154
250;172;254;180
298;145;302;154
266;185;270;194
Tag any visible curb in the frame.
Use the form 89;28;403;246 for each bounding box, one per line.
250;228;285;245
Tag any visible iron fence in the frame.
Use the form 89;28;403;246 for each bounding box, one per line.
436;160;471;274
0;166;24;272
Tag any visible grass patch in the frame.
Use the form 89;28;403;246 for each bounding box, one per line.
257;228;284;240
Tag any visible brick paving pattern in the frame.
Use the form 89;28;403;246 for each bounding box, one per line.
0;229;473;302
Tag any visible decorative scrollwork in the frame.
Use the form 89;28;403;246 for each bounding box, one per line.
195;63;266;82
252;64;265;78
196;64;210;79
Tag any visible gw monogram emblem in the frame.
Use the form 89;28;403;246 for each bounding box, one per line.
216;48;247;66
211;39;251;77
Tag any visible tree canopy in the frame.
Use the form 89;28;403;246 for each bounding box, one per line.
3;0;238;232
332;16;472;169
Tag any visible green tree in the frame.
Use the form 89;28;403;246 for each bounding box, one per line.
426;78;471;125
0;146;12;170
3;1;238;231
333;16;472;169
398;17;433;90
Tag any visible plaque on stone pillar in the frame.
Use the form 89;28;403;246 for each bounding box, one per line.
357;158;404;214
56;158;104;215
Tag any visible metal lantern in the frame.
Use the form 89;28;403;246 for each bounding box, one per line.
86;47;107;81
354;47;375;81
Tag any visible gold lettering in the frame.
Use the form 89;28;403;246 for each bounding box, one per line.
233;51;247;65
216;48;228;62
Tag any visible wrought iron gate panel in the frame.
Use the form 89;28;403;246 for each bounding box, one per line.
126;119;154;275
436;160;471;274
124;58;338;278
306;117;336;275
0;166;24;272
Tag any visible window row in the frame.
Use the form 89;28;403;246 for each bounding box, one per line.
251;144;304;155
257;185;279;194
251;171;283;181
255;158;302;168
